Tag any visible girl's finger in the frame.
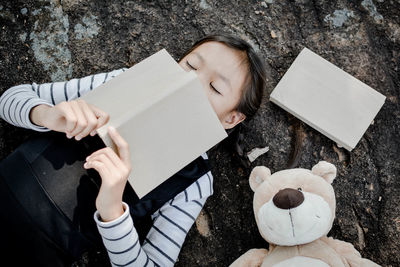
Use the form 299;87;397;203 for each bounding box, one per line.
89;104;110;135
68;101;87;137
86;147;125;171
75;100;98;140
86;147;107;159
84;160;108;177
108;126;131;167
57;102;77;135
85;154;116;177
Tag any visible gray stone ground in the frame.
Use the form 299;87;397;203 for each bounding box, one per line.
0;0;399;266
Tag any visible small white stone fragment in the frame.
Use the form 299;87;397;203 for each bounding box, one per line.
20;8;28;15
199;0;211;10
247;146;269;162
19;32;27;42
324;9;355;28
361;0;384;23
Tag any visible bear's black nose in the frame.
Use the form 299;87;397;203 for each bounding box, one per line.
273;188;304;209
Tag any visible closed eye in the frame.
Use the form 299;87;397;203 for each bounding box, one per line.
210;83;222;95
186;60;197;70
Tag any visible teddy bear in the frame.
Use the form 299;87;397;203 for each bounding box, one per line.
230;161;380;267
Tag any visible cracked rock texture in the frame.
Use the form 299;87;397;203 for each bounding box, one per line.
0;0;399;266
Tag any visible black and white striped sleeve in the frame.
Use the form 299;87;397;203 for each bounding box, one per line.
0;68;128;132
94;154;214;267
142;169;213;266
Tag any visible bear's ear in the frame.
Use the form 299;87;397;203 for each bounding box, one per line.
311;161;337;184
249;166;271;192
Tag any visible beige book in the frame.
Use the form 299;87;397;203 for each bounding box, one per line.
270;48;386;151
81;49;227;198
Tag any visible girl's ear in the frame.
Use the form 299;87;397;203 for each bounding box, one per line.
249;166;271;192
222;111;246;129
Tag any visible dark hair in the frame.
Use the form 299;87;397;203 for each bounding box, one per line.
179;33;267;163
179;34;266;119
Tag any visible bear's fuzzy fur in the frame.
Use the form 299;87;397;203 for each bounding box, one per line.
230;161;380;267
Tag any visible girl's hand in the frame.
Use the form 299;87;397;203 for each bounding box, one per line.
30;99;109;140
83;126;132;222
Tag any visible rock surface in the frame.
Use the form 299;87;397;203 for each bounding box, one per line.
0;0;399;266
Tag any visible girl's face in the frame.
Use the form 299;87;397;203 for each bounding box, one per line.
178;41;248;129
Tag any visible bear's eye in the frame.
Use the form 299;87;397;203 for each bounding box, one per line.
297;187;302;191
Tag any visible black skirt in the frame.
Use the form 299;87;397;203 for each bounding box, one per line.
0;131;106;266
0;131;210;267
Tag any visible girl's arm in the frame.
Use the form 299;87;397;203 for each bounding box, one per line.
94;171;213;266
84;114;213;267
0;68;127;132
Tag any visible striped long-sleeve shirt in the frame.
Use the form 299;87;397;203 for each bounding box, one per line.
0;69;214;266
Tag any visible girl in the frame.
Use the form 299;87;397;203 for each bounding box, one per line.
0;34;266;266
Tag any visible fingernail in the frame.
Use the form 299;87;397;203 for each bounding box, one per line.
84;163;88;168
66;134;71;139
90;131;95;136
75;136;81;141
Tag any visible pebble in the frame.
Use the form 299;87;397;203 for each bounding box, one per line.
195;210;211;237
20;8;28;15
